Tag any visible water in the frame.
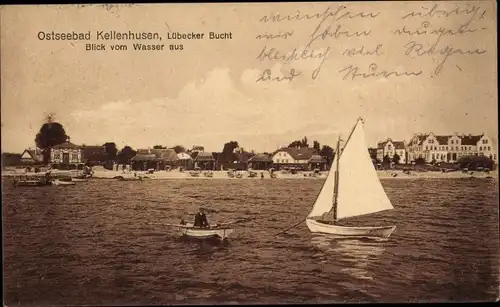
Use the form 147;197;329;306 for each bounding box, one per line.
2;178;499;305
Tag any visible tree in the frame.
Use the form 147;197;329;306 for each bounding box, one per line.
220;141;239;163
393;153;401;164
368;148;378;160
414;157;426;165
172;145;186;153
320;145;334;166
383;154;391;164
313;140;320;153
153;145;167;149
117;146;137;164
288;136;309;148
103;142;118;161
457;155;494;170
35;114;69;164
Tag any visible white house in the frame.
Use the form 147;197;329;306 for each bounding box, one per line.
20;148;44;164
50;141;84;169
376;138;406;164
272;147;318;169
407;132;497;163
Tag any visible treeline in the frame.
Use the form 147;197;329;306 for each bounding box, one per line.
6;117;336;167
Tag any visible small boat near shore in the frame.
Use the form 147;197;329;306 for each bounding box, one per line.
52;178;76;186
167;222;234;240
13;175;51;187
71;177;88;182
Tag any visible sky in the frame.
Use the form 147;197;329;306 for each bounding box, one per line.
1;2;497;153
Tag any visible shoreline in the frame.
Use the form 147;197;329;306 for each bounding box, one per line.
2;169;497;181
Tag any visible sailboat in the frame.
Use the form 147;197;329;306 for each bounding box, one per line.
306;118;396;238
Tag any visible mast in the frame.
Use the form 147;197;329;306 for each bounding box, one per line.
332;136;341;222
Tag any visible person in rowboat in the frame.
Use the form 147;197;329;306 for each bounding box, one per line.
194;207;210;228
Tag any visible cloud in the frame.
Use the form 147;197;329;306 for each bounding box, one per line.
67;67;335;151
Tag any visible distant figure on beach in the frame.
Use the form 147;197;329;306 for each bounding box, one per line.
194;207;210;228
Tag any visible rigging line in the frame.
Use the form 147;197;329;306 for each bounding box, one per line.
273;218;307;236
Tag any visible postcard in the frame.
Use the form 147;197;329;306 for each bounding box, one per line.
1;1;498;305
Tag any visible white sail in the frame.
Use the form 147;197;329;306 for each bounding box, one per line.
335;120;393;220
307;152;338;218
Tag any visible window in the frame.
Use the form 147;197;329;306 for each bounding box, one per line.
54;153;61;160
71;153;79;161
434;146;437;150
456;147;458;150
451;140;454;144
446;146;448;150
426;146;428;150
479;147;482;151
488;146;491;151
388;145;392;150
483;139;488;144
431;154;435;159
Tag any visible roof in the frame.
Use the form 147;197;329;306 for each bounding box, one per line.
416;134;429;145
309;155;326;163
131;154;157;161
150;148;178;161
377;139;405;149
274;147;318;160
21;149;44;163
234;152;255;163
461;134;483;145
52;141;80;149
136;148;178;161
248;153;273;163
177;152;192;160
435;136;451;145
194;152;215;162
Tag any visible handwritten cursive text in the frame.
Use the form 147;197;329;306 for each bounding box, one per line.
338;63;423;81
256;68;302;82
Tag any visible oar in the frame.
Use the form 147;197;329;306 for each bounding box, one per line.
216;217;255;226
273;218;306;236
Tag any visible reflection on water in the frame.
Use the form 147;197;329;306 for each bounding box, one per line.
311;234;386;281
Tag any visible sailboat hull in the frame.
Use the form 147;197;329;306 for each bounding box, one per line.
306;219;396;238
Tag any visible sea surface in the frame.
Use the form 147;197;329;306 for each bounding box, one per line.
2;178;499;305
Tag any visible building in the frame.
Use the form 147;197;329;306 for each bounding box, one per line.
176;152;194;170
20;148;44;165
308;154;327;170
406;132;497;163
131;148;178;171
248;153;274;170
50;141;85;170
376;138;406;164
194;152;215;170
272;147;318;170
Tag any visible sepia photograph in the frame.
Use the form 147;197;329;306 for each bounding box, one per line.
1;1;498;305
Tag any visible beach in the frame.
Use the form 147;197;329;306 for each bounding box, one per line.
2;167;497;181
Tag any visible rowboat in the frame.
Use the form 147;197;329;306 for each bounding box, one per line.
166;222;234;240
